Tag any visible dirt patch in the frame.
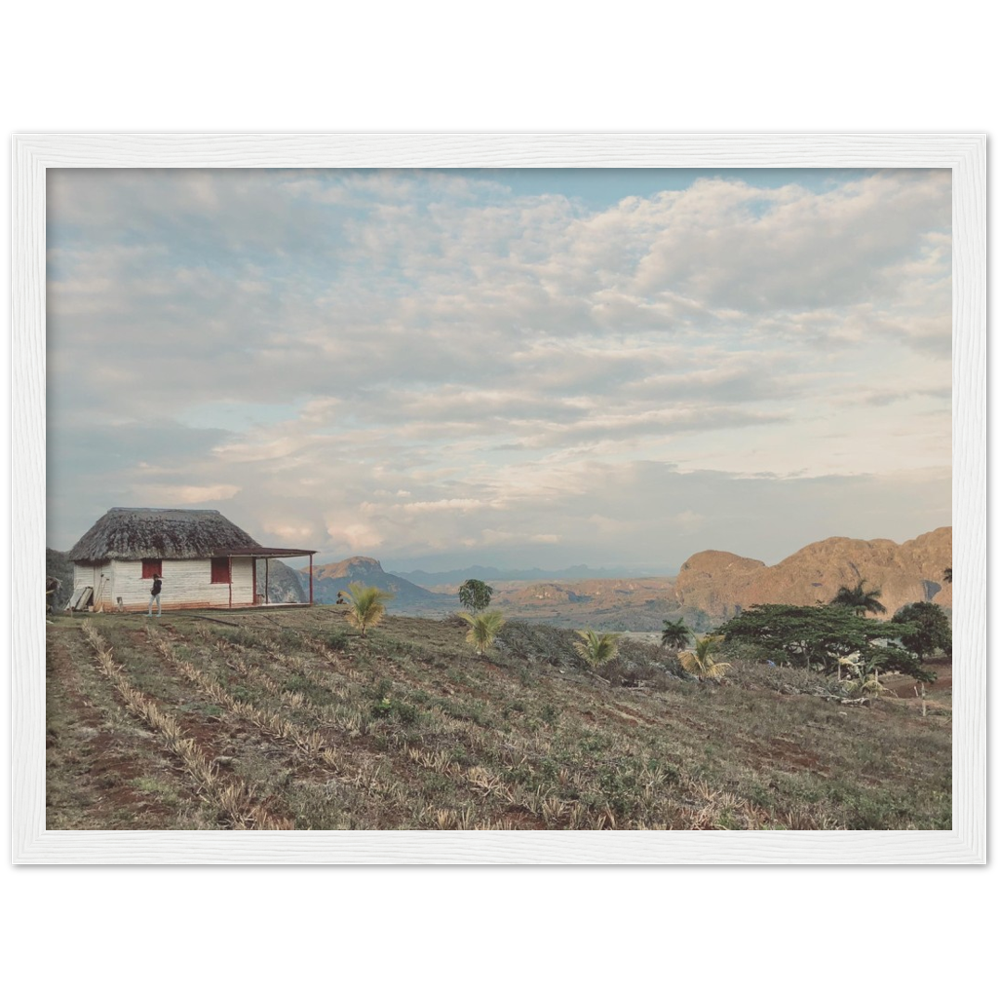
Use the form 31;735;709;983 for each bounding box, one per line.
761;737;827;775
500;805;546;830
882;664;952;699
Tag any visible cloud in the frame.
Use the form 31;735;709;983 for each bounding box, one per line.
46;168;952;565
141;484;242;505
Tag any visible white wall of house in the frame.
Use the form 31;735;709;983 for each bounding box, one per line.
75;557;255;611
72;563;110;604
73;564;95;592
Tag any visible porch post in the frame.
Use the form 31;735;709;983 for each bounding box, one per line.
265;559;270;604
228;556;233;609
309;554;314;606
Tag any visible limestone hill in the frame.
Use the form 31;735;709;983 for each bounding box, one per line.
676;527;952;621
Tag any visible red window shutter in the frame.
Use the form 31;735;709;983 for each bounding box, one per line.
211;558;231;584
141;559;162;579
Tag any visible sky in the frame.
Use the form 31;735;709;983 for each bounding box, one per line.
46;167;952;573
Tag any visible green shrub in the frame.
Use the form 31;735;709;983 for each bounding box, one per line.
371;696;394;719
326;630;351;652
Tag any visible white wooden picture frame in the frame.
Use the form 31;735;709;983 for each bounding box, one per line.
12;133;986;864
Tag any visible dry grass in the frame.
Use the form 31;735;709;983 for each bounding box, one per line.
44;607;952;831
79;622;291;830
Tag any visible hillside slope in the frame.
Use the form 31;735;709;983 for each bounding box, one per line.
45;607;951;831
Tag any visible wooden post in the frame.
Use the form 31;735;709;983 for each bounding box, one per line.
265;559;270;605
228;556;233;609
309;554;314;606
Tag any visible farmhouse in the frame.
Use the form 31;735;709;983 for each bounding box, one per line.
66;508;316;612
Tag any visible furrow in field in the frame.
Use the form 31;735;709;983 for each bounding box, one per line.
80;622;292;830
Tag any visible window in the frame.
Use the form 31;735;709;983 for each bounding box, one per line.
141;559;162;579
211;557;231;584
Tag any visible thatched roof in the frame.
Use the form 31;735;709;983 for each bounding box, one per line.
68;508;263;563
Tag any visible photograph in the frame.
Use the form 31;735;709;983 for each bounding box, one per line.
41;160;961;839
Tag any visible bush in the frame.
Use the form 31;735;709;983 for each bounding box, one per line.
326;630;351;652
371;696;393;719
371;696;419;725
540;704;560;725
394;701;419;725
597;657;681;690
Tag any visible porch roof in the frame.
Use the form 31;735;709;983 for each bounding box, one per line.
219;546;317;558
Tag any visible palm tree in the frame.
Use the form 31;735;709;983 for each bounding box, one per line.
678;635;731;679
660;617;693;650
343;582;393;637
573;629;620;670
458;610;505;655
828;579;887;617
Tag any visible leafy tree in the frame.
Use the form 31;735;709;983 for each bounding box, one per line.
458;610;505;655
343;582;393;637
718;604;911;673
943;567;952;584
866;643;937;684
678;635;731;679
573;629;620;670
458;579;494;613
828;579;887;617
891;602;952;661
660;617;693;650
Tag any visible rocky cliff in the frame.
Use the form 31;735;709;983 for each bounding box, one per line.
675;527;951;621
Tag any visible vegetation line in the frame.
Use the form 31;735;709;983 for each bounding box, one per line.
191;629;597;825
80;622;290;830
147;630;339;761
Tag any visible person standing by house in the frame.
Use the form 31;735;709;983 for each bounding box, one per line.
147;573;163;617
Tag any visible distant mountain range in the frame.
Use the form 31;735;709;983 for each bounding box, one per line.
309;528;951;630
390;564;671;585
50;526;952;631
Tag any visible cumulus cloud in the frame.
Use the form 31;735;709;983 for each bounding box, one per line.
143;484;242;505
47;168;952;566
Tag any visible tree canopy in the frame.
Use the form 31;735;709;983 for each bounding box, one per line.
717;603;919;674
891;602;952;661
458;579;494;613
